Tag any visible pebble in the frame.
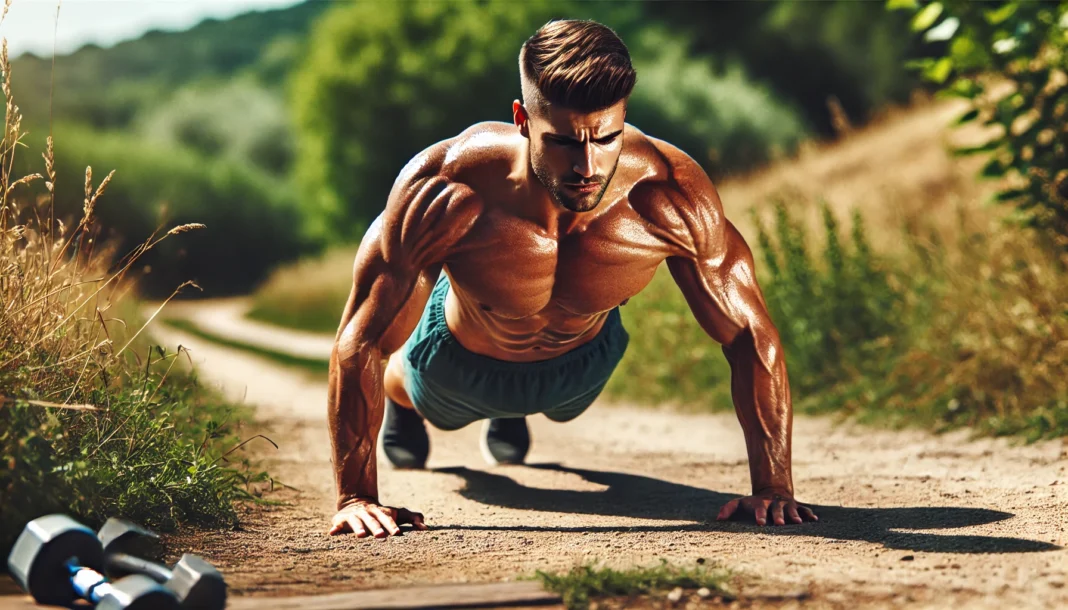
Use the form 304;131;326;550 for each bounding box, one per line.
667;587;684;603
697;587;712;598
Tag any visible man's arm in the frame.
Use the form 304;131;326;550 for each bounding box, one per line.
328;145;481;537
658;152;817;526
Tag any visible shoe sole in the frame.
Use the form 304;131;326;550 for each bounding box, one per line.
480;419;529;466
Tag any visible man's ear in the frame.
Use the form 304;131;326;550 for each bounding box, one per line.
512;100;530;139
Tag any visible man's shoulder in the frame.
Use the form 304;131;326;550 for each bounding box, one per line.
405;121;519;184
624;128;724;225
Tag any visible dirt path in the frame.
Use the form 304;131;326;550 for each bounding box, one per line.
149;300;1068;609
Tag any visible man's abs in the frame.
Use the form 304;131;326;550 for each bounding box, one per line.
442;278;612;362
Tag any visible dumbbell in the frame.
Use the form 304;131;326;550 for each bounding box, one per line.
98;517;227;610
6;513;180;609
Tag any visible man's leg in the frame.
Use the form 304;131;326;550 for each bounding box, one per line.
381;347;431;469
377;268;440;470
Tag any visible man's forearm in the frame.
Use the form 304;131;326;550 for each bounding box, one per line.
328;343;385;509
722;328;794;495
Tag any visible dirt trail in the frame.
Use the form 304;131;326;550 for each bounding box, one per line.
149;300;1068;609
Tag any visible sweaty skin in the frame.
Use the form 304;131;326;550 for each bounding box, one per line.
327;101;817;539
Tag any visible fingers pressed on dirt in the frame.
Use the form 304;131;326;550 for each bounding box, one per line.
787;504;803;524
717;500;738;520
370;506;401;535
345;514;368;538
410;511;428;530
356;509;387;538
772;500;786;525
754;504;768;526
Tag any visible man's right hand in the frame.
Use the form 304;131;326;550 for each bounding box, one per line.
328;499;427;538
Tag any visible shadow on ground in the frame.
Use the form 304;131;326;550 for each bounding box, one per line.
433;463;1059;554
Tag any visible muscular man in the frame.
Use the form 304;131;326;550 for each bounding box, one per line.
327;19;818;539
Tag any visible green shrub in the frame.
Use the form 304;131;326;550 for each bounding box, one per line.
136;79;295;175
840;211;1068;439
753;202;909;395
292;0;809;241
21;122;313;297
1;46;266;557
895;0;1068;247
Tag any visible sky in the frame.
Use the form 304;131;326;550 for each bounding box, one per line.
0;0;304;58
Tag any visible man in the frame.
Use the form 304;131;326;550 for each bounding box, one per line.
327;19;818;539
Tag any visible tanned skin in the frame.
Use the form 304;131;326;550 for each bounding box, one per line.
326;97;818;539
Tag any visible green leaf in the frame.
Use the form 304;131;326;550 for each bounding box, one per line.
954;108;980;125
980;158;1007;178
886;0;919;9
984;3;1018;25
925;16;960;42
953;140;999;156
912;2;944;32
993;187;1028;201
924;57;954;83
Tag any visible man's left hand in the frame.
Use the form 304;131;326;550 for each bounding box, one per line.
716;488;819;525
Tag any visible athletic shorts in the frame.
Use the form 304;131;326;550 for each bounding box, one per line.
401;273;630;431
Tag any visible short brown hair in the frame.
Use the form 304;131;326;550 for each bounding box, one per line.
520;19;636;114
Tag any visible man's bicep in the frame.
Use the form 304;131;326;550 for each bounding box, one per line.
335;220;420;363
666;220;779;355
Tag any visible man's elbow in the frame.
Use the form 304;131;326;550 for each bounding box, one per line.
722;321;784;374
333;327;382;373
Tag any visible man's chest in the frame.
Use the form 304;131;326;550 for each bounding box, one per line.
444;204;675;318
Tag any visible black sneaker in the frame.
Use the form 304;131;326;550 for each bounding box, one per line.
480;417;530;465
382;399;430;469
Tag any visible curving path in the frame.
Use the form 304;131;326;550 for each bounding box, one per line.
147;299;1068;609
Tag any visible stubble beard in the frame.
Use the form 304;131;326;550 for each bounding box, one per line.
530;148;619;213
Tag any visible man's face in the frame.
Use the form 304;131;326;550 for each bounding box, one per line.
515;99;626;213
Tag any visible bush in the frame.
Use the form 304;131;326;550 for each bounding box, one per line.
292;0;810;241
136;79;295;175
17;122;313;297
896;0;1068;246
841;211;1068;439
0;42;265;556
753;201;909;395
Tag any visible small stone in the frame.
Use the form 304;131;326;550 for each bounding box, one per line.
900;555;915;561
697;587;712;598
667;587;684;603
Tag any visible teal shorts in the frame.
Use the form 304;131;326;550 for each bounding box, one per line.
401;274;630;431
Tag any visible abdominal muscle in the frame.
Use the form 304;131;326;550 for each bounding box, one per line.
442;285;610;363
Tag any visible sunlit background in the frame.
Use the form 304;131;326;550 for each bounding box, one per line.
2;0;1066;558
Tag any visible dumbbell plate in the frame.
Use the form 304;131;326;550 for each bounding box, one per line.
6;514;105;606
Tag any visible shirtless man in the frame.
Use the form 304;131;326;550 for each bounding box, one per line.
327;19;818;539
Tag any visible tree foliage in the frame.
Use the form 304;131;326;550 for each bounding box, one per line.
292;0;809;241
894;0;1068;246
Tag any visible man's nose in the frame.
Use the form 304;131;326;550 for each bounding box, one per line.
572;144;596;179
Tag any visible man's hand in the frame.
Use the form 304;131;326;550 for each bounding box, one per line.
328;499;428;538
716;488;818;526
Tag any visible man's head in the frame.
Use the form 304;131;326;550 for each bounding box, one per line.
515;19;636;213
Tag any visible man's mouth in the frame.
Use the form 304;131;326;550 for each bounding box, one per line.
565;182;600;193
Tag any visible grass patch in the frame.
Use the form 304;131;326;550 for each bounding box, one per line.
161;317;330;374
247;247;354;334
1;43;268;557
534;560;733;610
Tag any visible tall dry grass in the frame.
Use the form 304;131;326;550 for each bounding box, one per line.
1;29;263;556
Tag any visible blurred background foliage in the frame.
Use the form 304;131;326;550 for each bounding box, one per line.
6;0;926;290
894;0;1068;247
3;0;1066;441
